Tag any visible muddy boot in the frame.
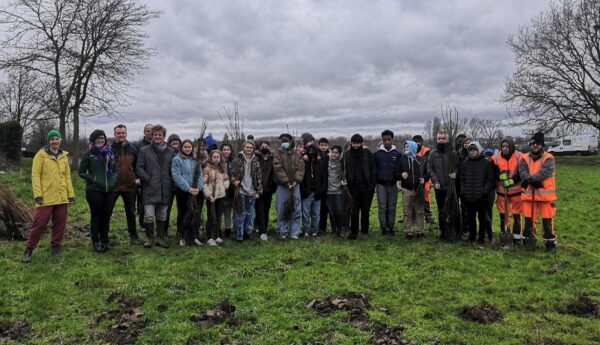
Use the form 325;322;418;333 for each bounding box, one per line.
129;234;142;245
155;220;170;248
22;248;33;263
50;246;61;257
143;222;154;248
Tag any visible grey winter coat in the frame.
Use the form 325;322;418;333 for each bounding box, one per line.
136;143;176;205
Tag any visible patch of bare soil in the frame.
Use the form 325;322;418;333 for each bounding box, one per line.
95;292;145;345
190;299;237;329
565;294;599;317
525;338;565;345
369;325;417;345
458;301;503;324
0;320;31;343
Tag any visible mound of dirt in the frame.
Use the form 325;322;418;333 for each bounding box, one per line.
525;338;565;345
369;325;416;345
458;301;503;324
307;292;371;316
96;292;145;345
566;294;599;317
190;299;237;328
0;320;31;342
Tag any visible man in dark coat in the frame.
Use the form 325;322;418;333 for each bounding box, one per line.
135;124;176;248
343;133;376;240
373;130;401;235
459;141;494;248
427;130;460;240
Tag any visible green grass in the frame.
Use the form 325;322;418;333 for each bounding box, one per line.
1;156;599;344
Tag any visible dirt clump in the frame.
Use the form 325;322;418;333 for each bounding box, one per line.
307;292;371;316
525;338;565;345
566;294;600;317
96;293;145;345
0;320;31;342
458;301;503;324
190;299;237;328
369;325;416;345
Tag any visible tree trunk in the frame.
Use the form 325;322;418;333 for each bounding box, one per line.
71;106;80;171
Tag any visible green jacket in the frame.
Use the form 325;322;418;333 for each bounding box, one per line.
79;150;115;192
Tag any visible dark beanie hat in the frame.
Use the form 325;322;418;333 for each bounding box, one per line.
167;134;181;144
529;132;545;146
412;135;423;142
89;129;107;143
351;133;363;143
279;133;293;141
301;132;315;145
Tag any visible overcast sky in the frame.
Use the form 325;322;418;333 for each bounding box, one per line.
86;0;551;142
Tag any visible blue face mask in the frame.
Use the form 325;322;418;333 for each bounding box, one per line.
282;142;290;150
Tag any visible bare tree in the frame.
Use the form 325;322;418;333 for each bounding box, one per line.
218;101;244;154
503;0;600;134
440;106;468;144
477;119;503;148
0;67;54;136
0;0;160;168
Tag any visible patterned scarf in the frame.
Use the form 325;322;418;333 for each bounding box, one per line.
89;142;114;178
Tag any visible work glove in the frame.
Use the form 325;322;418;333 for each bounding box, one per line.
503;179;514;187
531;181;543;189
521;180;529;189
68;197;76;205
34;197;44;205
499;173;509;181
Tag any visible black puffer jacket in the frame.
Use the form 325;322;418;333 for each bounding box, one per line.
343;147;376;192
300;144;328;199
458;141;494;202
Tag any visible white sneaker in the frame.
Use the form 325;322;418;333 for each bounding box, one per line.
179;239;185;246
260;233;268;241
194;239;202;246
291;235;299;240
312;233;317;237
304;233;309;237
215;237;223;244
207;239;217;246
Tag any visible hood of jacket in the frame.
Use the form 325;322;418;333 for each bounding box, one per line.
500;137;516;158
404;141;417;159
467;141;483;159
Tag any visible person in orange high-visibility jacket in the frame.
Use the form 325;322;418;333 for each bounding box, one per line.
491;137;523;245
413;135;433;224
518;132;557;253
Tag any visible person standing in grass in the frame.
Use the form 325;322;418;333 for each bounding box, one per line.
374;130;401;236
396;140;426;239
458;141;494;249
136;124;176;248
79;129;115;253
171;139;204;246
108;124;142;245
343;133;376;240
22;129;75;263
273;133;305;240
518;132;558;253
413;135;433;224
232;140;263;242
255;141;276;241
220;143;235;238
326;145;345;237
300;134;328;237
203;150;229;246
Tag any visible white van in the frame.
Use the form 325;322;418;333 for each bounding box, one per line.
548;134;598;155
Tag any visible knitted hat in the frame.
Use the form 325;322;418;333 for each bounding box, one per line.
412;135;424;143
279;133;293;141
301;132;315;145
529;132;545;146
205;135;218;151
350;133;364;143
483;148;495;156
89;129;107;143
47;129;62;142
167;134;181;145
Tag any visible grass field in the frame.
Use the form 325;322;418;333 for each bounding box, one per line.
0;156;599;345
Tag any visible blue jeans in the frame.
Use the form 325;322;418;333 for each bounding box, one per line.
276;185;302;238
302;192;321;235
234;194;256;241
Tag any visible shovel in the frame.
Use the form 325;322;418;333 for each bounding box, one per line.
524;187;537;251
499;180;513;248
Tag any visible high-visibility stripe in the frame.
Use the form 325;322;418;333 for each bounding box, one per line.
521;152;557;202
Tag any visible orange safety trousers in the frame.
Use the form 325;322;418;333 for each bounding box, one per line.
522;201;556;240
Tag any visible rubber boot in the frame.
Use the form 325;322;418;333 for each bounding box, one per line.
155;220;170;248
22;248;33;263
143;222;154;248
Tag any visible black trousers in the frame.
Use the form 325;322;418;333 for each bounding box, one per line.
206;198;224;240
465;200;488;243
434;189;448;237
85;190;112;244
255;192;273;235
350;189;373;236
175;190;204;240
107;190;137;238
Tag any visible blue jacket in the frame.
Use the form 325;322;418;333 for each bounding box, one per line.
373;144;401;186
171;154;203;192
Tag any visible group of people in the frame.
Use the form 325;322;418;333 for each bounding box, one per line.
20;124;558;263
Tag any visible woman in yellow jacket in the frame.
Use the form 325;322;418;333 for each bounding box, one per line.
22;129;75;263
